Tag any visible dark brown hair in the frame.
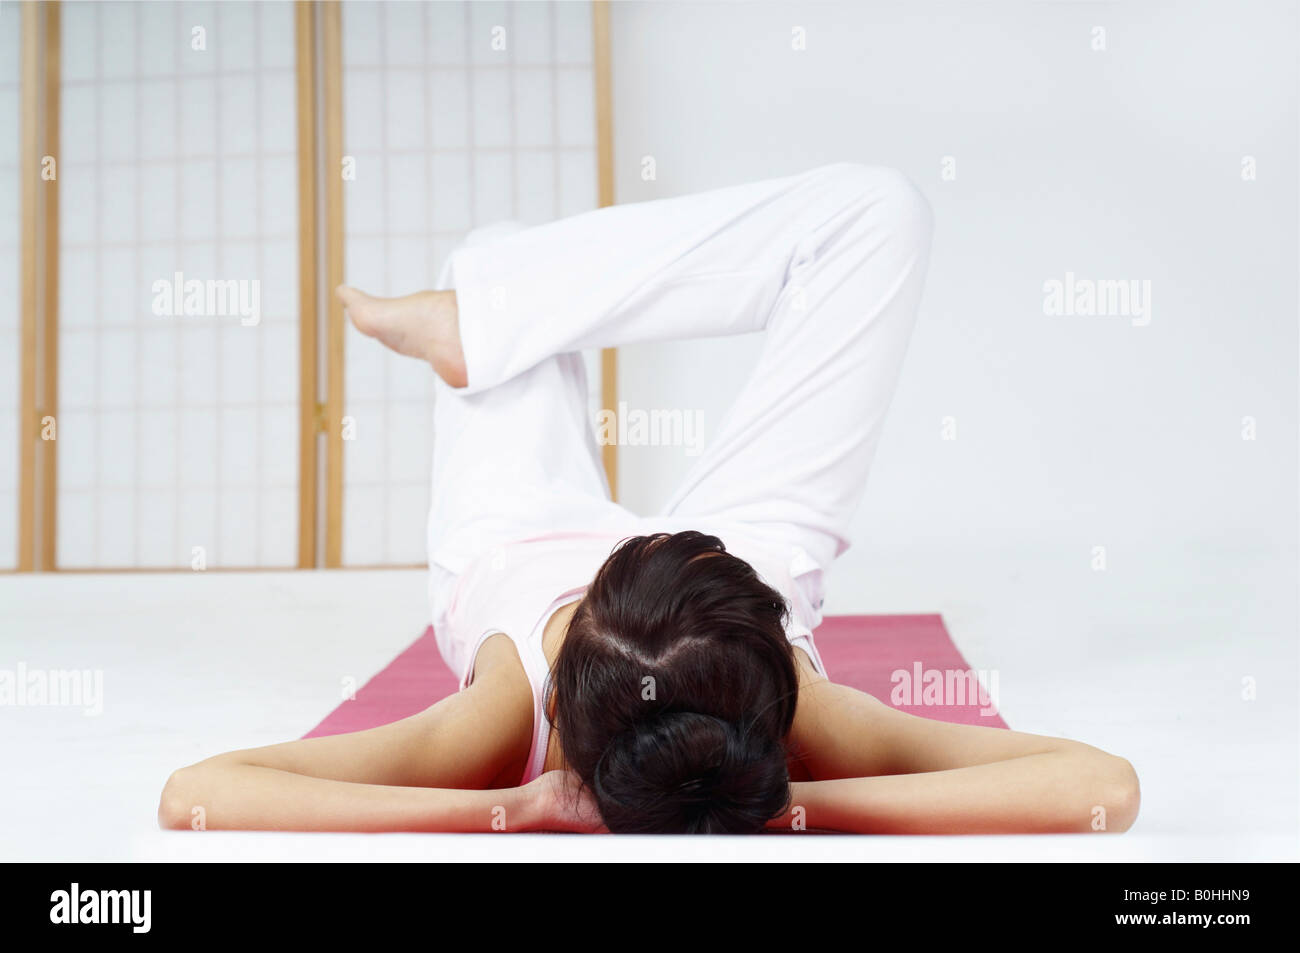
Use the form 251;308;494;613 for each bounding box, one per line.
545;531;799;833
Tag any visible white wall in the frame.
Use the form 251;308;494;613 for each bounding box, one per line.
607;0;1298;611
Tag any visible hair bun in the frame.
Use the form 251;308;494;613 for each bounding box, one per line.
592;711;791;834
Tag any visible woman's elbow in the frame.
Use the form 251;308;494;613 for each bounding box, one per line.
1101;756;1141;833
158;767;198;830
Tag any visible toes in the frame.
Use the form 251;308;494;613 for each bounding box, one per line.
335;285;372;311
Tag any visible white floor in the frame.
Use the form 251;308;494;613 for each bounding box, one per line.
1;539;1296;862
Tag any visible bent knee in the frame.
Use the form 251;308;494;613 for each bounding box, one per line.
817;162;933;245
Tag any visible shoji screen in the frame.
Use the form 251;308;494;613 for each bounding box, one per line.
338;0;603;566
0;2;19;570
56;1;300;569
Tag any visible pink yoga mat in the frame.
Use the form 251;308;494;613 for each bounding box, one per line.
305;614;1005;738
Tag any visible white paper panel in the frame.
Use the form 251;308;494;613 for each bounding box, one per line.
340;0;601;566
56;0;299;568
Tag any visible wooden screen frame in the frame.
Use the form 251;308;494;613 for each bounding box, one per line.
593;0;617;501
20;1;313;573
296;0;321;568
17;0;60;572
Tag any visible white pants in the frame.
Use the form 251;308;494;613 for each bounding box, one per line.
426;162;934;613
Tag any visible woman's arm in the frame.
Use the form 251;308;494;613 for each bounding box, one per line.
771;747;1139;834
159;763;536;832
780;666;1140;834
158;635;546;832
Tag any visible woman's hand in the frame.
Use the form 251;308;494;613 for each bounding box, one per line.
523;771;607;833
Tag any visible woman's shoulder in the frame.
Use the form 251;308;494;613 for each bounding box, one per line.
469;631;533;690
457;633;538;787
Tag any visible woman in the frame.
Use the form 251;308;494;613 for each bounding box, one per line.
158;164;1139;834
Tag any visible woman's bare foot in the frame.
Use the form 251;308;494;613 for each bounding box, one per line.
334;285;468;388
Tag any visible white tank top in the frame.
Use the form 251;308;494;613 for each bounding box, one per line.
430;529;828;785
